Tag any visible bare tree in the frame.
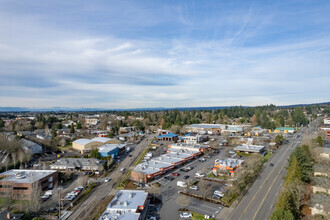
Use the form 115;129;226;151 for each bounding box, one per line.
176;195;191;210
29;182;42;213
11;152;16;169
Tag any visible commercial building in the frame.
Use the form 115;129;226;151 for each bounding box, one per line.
324;118;330;124
274;127;295;134
157;133;178;142
50;158;105;171
319;123;330;139
213;158;244;176
168;143;211;153
131;148;201;183
98;144;126;158
234;144;266;154
99;190;148;220
0;169;58;200
182;133;208;145
72;137;120;153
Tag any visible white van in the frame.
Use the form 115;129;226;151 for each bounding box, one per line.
177;181;187;188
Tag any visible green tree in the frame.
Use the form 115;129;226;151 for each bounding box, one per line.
90;148;100;159
70;123;75;134
0;118;4;129
271;208;294;220
285;157;302;185
315;136;323;147
275;135;285;145
76;122;82;129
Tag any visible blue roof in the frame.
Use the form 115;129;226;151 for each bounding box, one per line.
158;133;178;138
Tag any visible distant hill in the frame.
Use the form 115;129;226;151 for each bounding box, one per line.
0;102;329;112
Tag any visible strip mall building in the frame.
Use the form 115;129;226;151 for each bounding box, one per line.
131;144;210;183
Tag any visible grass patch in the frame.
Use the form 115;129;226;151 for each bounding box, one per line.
191;211;215;220
261;151;272;164
133;146;151;166
208;173;227;180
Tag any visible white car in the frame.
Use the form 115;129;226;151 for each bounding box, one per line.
189;185;199;191
105;177;110;182
180;212;192;218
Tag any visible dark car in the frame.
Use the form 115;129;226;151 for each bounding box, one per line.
269;163;274;167
164;176;174;181
171;172;179;176
47;208;58;213
183;175;190;179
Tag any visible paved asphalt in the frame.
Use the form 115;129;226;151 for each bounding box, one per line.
67;134;155;220
229;119;320;220
157;148;228;220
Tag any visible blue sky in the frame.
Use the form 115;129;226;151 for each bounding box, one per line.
0;0;329;108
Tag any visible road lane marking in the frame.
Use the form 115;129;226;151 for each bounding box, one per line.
252;142;299;220
238;141;295;220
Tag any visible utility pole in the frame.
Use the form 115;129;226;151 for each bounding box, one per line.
58;187;62;219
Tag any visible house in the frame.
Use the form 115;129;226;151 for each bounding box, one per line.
17;131;34;137
85;118;99;126
312;176;330;194
0;169;58;200
310;193;330;216
50;158;105;171
320;147;330;159
274;127;295;134
99;190;148;220
19;139;42;154
157;133;178;142
324;118;330;124
234;144;266;154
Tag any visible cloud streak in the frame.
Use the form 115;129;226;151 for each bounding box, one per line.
0;0;329;108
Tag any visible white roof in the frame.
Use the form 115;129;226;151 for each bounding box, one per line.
91;137;114;143
98;144;125;153
99;190;148;220
0;169;57;184
73;139;95;146
234;144;265;152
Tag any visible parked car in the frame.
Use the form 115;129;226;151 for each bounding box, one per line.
164;176;174;181
105;177;110;182
204;155;211;158
198;158;206;162
180;168;188;172
180;212;192;218
189;185;199;191
120;168;126;172
186;166;193;171
269;163;274;167
74;186;84;191
47;208;58;213
172;172;179;176
183;175;190;179
40;195;50;201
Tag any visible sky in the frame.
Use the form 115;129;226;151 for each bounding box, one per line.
0;0;329;109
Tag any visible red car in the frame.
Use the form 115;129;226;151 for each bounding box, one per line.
172;172;179;176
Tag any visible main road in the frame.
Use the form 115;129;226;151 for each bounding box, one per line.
67;134;155;220
229;119;320;220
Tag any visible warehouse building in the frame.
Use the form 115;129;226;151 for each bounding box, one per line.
98;144;126;158
99;190;148;220
72;137;120;153
0;169;58;200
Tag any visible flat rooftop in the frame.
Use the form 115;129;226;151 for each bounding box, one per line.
234;144;265;153
99;144;126;152
0;169;57;184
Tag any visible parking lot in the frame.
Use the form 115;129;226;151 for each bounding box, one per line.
146;147;229;219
